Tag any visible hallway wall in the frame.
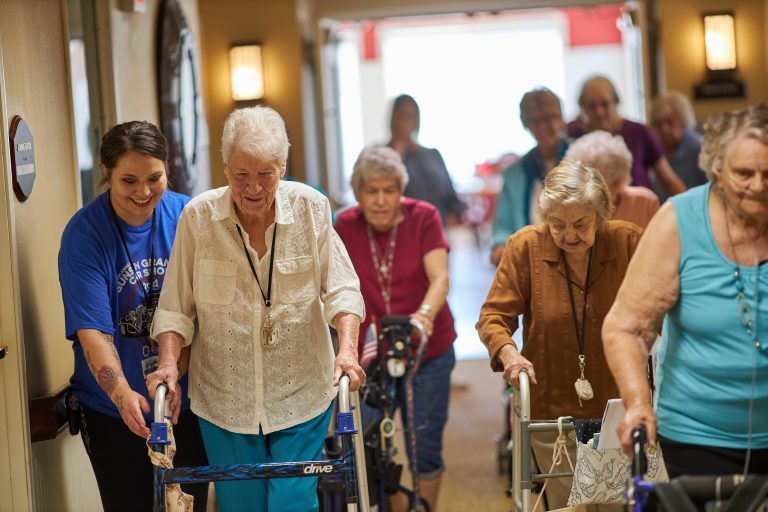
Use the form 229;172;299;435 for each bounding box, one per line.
0;0;204;509
198;0;307;187
659;0;767;121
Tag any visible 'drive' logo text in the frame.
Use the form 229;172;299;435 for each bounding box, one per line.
303;464;333;474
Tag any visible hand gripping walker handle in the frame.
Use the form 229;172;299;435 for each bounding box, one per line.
150;383;171;445
335;374;357;434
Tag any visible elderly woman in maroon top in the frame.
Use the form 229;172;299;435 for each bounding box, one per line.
335;145;456;512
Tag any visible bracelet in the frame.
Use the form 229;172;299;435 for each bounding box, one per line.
418;303;434;316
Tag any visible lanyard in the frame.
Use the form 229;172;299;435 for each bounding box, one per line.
108;192;156;302
562;246;594;357
236;224;277;307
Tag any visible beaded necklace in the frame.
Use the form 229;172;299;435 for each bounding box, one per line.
366;222;398;315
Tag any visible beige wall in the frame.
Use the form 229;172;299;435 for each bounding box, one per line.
1;0;80;399
198;0;306;187
1;0;205;509
658;0;767;122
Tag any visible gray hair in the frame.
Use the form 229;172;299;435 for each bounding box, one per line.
565;131;632;186
519;87;563;129
538;158;614;224
351;146;409;195
700;102;768;182
221;106;290;166
649;91;696;132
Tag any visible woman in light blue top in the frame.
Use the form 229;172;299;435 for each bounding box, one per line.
602;103;768;477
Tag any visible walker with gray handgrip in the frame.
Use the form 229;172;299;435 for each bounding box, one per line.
511;369;574;512
150;375;370;512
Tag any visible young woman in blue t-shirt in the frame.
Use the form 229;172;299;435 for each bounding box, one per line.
58;121;208;511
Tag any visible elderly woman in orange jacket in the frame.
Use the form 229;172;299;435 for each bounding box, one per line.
477;159;641;509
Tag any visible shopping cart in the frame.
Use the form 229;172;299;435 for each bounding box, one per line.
149;375;370;512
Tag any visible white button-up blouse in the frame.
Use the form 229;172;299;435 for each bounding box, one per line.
151;182;365;434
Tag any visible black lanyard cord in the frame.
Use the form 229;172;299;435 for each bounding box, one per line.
562;245;594;356
236;223;277;307
108;191;156;301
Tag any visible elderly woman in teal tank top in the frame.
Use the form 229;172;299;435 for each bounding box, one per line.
602;103;768;477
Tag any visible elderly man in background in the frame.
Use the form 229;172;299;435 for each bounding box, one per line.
567;75;686;198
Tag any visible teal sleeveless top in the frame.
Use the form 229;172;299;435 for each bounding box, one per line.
656;183;768;448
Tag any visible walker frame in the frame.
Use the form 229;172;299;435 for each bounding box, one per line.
149;375;371;512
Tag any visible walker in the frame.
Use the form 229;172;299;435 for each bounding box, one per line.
149;374;370;512
627;426;768;512
356;316;431;512
510;369;575;512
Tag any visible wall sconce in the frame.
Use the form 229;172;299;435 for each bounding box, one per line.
704;12;736;71
694;11;745;99
230;43;264;101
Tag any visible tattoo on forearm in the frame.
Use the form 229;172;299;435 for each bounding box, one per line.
99;332;122;368
97;366;121;395
113;393;124;412
85;349;96;375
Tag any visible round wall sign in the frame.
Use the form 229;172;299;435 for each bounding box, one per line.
10;116;35;201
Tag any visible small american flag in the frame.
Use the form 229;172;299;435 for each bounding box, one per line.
359;319;378;367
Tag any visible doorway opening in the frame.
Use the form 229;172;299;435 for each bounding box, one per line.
320;3;646;360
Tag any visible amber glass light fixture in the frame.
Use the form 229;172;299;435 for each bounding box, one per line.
230;43;264;101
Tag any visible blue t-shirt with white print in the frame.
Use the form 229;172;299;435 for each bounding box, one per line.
59;190;191;419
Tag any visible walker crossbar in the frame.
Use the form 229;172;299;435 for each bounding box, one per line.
511;370;575;512
150;375;369;512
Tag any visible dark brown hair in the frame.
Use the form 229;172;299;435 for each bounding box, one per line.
99;121;168;187
390;94;420;133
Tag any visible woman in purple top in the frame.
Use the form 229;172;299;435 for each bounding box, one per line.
567;76;686;198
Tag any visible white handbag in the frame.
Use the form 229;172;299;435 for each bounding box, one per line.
566;443;668;506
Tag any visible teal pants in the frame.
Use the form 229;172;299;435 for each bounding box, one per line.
198;404;333;512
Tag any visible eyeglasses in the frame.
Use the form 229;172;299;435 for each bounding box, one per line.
526;114;561;127
582;100;615;111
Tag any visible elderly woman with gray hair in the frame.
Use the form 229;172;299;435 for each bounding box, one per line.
603;103;768;477
649;90;708;190
146;106;365;512
566;130;660;228
334;146;456;512
477;159;642;509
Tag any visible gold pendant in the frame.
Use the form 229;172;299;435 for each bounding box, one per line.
262;313;276;346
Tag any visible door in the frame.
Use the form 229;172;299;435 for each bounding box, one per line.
0;34;33;512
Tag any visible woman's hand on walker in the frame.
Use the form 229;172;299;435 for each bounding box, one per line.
499;345;537;390
409;312;434;338
112;383;151;438
146;362;181;424
333;349;366;392
618;401;657;456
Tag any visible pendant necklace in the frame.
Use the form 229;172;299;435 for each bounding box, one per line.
562;246;595;407
723;206;761;349
367;222;398;315
237;223;278;346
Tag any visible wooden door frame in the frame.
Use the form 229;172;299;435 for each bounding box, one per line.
0;27;33;512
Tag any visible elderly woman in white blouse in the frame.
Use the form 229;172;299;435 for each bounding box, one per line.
146;106;365;512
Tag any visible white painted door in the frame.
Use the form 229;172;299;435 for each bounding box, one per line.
0;34;33;512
